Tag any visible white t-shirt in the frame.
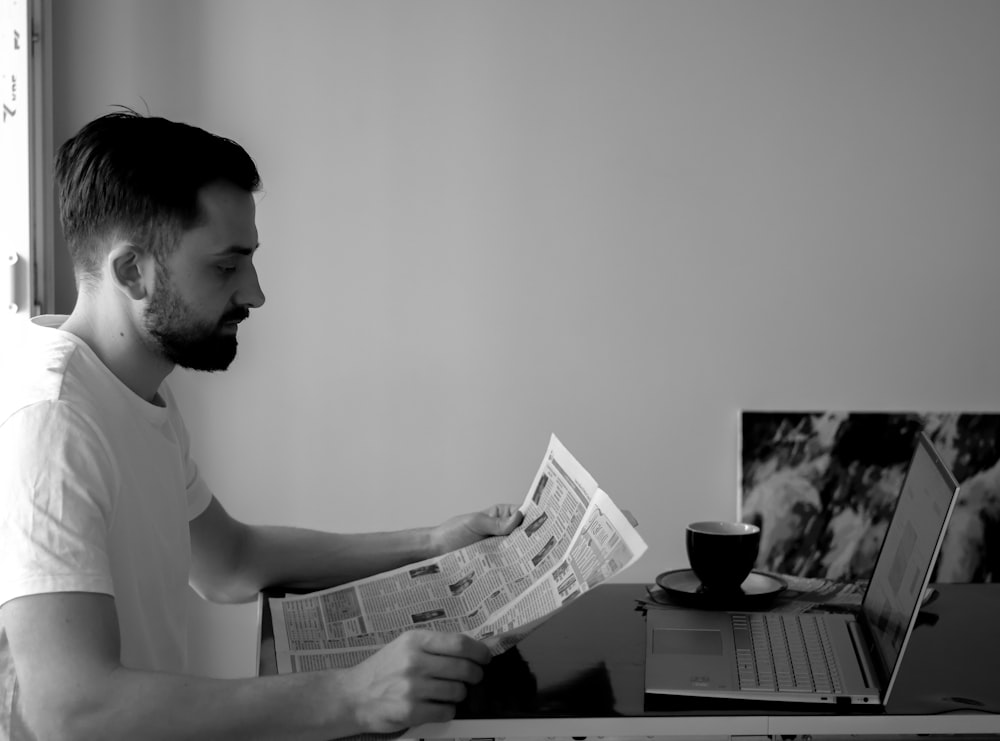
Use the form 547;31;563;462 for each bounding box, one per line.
0;315;214;738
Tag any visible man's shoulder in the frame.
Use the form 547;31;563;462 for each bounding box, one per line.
1;317;77;413
1;316;98;418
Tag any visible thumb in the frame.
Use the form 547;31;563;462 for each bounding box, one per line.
493;508;523;535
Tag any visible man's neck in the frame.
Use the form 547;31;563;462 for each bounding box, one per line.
60;300;174;404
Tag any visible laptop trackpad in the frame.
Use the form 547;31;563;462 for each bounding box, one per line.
653;628;724;655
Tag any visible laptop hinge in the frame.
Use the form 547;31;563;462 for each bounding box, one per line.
847;619;878;690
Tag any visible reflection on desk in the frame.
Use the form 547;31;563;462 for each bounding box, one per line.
257;583;1000;738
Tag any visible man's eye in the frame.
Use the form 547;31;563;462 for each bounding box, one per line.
217;264;237;274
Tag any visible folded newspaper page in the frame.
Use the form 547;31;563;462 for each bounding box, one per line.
268;434;648;673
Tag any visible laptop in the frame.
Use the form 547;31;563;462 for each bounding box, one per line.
645;431;960;706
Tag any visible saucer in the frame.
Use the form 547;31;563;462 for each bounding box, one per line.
654;568;787;609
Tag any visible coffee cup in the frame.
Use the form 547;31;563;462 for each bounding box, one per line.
686;521;761;592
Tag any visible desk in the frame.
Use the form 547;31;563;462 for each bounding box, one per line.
258;583;1000;739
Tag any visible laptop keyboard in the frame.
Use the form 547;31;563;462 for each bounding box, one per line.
732;613;844;694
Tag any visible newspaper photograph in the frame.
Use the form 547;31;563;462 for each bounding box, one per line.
268;434;648;674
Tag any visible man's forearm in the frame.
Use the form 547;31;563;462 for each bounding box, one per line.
191;500;520;603
242;523;440;594
38;664;356;741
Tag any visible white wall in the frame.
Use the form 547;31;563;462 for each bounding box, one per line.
51;0;1000;678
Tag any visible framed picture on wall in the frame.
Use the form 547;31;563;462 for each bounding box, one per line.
739;411;1000;584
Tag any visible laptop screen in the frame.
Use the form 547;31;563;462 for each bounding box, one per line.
860;432;959;697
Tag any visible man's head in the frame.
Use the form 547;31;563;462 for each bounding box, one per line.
55;111;265;371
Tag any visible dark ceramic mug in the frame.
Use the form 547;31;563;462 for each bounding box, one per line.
686;521;761;592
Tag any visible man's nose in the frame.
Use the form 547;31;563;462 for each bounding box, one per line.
238;263;266;309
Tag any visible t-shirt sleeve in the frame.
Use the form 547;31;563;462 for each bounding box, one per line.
0;401;118;607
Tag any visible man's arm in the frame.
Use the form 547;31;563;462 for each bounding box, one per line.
189;497;523;604
1;591;489;741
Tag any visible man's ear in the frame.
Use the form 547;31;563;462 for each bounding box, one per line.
107;243;155;300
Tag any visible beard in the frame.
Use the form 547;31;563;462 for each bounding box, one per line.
143;271;246;371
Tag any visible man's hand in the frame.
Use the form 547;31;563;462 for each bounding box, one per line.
431;503;524;555
339;630;491;733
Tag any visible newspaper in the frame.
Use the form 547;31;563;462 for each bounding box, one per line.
268;434;648;674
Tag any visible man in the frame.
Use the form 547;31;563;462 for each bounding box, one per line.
0;112;523;740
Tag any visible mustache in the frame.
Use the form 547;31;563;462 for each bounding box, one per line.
220;308;250;324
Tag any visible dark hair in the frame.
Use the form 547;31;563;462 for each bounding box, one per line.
54;110;262;287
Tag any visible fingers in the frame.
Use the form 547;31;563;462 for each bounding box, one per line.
415;677;471;704
403;697;461;727
398;634;485;708
410;629;491;667
345;632;490;734
484;502;517;519
497;511;523;535
484;503;524;535
415;649;485;686
501;503;524;532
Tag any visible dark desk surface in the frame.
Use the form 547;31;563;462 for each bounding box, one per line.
258;582;1000;726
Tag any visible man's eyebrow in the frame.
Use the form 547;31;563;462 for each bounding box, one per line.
213;243;260;256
